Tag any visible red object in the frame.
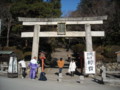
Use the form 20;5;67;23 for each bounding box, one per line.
40;56;46;72
41;59;44;72
39;52;46;72
40;56;46;60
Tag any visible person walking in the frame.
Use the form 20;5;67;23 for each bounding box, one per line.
28;56;38;79
68;59;76;77
67;53;71;62
18;59;27;79
57;58;64;74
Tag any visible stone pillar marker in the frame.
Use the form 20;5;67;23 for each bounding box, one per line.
85;24;93;52
31;25;40;59
101;65;106;81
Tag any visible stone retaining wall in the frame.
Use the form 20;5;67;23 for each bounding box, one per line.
96;61;120;75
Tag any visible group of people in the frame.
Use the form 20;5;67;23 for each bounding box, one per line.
19;51;46;80
57;58;76;77
19;55;77;80
18;56;39;79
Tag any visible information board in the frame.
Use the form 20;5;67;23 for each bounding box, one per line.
57;23;66;35
84;51;96;74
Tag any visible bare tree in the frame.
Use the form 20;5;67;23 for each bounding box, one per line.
69;0;120;45
0;2;13;47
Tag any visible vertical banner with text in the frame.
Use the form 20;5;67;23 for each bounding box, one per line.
84;51;96;74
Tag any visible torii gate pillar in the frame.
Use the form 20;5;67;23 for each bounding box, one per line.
31;25;40;59
85;24;93;52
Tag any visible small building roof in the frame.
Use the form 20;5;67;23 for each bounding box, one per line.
115;51;120;54
0;51;14;54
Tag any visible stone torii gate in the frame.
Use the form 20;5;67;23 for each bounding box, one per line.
18;16;107;59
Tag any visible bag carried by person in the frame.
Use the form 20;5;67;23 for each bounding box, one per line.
38;72;47;81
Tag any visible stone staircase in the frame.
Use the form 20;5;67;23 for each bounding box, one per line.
51;48;73;68
51;48;72;60
43;48;74;79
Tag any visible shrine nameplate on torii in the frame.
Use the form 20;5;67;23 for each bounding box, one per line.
18;16;107;59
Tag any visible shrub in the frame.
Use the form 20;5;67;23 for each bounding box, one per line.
95;46;104;54
3;46;24;60
71;44;85;53
14;49;24;59
104;45;120;58
96;53;105;61
0;46;2;50
23;51;32;61
103;45;120;62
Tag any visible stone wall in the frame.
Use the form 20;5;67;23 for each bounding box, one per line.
96;61;120;75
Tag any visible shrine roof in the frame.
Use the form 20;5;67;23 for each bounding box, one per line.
0;51;13;54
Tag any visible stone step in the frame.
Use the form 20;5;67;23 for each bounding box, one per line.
51;48;73;65
51;48;73;59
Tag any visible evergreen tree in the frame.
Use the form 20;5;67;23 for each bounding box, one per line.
0;0;62;47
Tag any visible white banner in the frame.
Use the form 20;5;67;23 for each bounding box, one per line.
8;57;13;73
84;51;96;74
8;56;18;73
13;57;18;73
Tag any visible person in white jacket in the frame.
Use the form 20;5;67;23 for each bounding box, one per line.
18;59;27;78
68;59;76;77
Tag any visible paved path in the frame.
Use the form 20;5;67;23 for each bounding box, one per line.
0;74;120;90
0;48;120;90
